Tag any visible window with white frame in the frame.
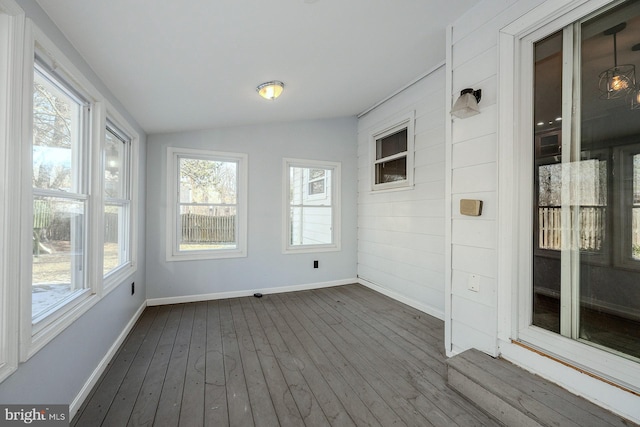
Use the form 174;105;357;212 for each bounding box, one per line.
31;55;92;323
167;148;247;261
103;121;132;277
371;112;414;191
283;158;341;252
18;21;139;361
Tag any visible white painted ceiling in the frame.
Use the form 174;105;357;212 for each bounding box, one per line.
36;0;479;134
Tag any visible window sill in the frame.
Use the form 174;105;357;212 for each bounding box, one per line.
283;244;341;254
370;184;414;195
166;248;247;262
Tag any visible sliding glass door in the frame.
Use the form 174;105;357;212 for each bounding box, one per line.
532;0;640;361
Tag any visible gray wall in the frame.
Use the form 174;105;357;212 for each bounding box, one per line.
145;117;358;300
0;0;147;405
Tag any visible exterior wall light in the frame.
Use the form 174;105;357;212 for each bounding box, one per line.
257;81;284;100
450;88;482;119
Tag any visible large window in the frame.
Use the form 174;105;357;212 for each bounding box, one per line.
528;0;640;365
283;158;341;253
167;148;247;261
103;121;132;278
31;58;91;323
370;112;415;191
17;22;139;361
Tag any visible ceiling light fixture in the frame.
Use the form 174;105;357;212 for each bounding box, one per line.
630;43;640;110
257;81;284;100
598;23;635;99
630;87;640;110
450;88;482;119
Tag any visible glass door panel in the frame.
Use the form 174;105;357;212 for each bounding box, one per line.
533;30;564;334
532;0;640;361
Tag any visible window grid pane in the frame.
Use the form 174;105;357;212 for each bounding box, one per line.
376;128;407;160
288;165;334;247
179;205;237;251
177;155;239;253
32;63;88;319
33;67;84;193
32;196;86;318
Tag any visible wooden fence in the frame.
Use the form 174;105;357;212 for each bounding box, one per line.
539;206;605;251
181;213;235;243
36;211;235;244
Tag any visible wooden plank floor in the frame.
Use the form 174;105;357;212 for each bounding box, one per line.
73;284;498;426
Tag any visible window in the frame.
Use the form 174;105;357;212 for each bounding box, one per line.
103;121;132;278
525;0;640;365
370;112;414;191
283;158;341;253
31;57;91;324
167;148;247;261
18;22;139;361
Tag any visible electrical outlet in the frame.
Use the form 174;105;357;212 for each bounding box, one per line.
131;282;135;295
468;275;480;292
313;260;319;268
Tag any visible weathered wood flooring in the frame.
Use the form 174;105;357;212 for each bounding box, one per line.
73;284;499;426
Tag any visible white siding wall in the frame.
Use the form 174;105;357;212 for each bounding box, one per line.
449;0;640;422
358;66;446;319
448;0;544;356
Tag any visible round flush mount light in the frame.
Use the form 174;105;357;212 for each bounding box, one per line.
256;81;284;100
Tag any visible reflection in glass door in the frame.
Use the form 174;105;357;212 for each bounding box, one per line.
532;0;640;361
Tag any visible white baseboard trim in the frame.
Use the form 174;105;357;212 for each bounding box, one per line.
357;278;445;320
146;278;358;306
69;300;147;419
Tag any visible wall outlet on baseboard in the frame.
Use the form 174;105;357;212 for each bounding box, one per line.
468;275;480;292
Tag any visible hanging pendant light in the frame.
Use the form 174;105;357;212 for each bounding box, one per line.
631;43;640;110
598;23;636;99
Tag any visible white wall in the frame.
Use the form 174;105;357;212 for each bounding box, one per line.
447;0;544;357
0;0;147;412
448;0;640;422
145;117;358;302
357;66;446;319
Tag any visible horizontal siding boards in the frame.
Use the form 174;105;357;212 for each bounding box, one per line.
357;64;447;317
451;134;496;169
448;0;546;356
451;294;495;334
358;228;445;255
358;240;445;273
451;162;496;194
451;219;497;249
451;269;496;307
452;46;497;94
451;319;496;356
